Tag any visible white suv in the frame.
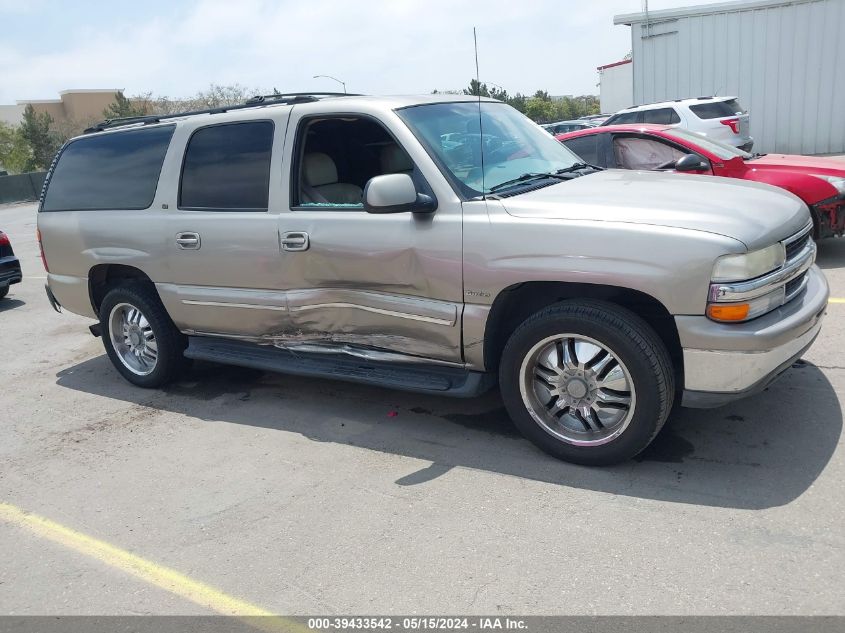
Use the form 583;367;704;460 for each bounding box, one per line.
602;96;753;151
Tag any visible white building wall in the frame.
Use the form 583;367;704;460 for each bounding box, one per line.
615;0;845;154
599;62;634;114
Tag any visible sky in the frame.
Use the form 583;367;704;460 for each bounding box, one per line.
0;0;731;103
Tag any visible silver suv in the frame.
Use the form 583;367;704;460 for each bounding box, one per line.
37;93;827;465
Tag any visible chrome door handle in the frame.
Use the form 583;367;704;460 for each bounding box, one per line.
176;232;201;249
281;231;309;252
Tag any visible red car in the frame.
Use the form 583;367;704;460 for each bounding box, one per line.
557;124;845;239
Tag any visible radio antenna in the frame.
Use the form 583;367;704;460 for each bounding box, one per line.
473;27;486;199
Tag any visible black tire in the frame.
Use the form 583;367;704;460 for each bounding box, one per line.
0;285;8;299
499;300;674;466
99;283;187;388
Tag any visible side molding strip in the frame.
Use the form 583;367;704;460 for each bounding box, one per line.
288;302;454;326
181;300;287;311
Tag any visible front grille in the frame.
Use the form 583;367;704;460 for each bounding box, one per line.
784;229;811;261
784;272;807;299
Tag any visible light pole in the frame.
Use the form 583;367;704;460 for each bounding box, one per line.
313;75;346;94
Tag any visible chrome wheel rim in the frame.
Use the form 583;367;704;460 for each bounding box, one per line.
518;334;636;446
108;302;158;376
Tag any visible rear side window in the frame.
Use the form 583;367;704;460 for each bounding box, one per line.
605;111;640;125
179;121;274;211
641;108;681;125
41;125;174;212
562;135;600;165
689;99;744;119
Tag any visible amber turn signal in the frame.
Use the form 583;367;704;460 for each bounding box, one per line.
706;303;750;322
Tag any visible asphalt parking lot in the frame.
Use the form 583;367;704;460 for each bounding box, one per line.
1;200;844;616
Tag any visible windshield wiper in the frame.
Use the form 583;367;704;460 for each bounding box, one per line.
487;173;560;193
488;170;579;193
555;162;604;173
486;164;602;194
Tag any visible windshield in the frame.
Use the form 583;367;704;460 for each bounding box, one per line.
663;127;753;160
398;102;583;197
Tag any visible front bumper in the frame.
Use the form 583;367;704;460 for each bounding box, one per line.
0;255;22;288
678;265;828;408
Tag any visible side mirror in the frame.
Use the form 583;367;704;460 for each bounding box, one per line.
363;174;436;214
674;153;709;172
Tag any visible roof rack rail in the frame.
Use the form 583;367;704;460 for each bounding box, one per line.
83;92;361;134
245;91;361;104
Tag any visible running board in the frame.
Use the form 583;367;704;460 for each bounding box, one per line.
184;337;495;398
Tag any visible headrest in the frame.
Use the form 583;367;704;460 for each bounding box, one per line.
380;145;414;174
304;152;338;186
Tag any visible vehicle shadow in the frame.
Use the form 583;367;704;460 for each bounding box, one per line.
55;355;841;510
0;297;25;312
815;237;845;271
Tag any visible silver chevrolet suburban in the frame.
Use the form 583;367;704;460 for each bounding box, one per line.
37;93;829;465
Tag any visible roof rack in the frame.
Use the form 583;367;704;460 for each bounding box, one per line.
83;92;361;134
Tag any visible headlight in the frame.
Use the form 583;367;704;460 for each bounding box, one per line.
711;243;785;282
813;174;845;195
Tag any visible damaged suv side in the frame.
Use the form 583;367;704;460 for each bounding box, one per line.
38;93;828;465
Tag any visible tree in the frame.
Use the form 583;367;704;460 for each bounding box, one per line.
137;83;261;116
103;91;149;119
19;105;60;171
0;122;32;174
524;97;556;123
508;93;527;113
488;86;509;103
463;79;490;97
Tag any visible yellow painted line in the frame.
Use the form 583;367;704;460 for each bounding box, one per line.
830;298;845;304
0;502;305;632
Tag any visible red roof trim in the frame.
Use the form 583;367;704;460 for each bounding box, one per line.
597;59;632;71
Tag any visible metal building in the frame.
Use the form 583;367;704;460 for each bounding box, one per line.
614;0;845;154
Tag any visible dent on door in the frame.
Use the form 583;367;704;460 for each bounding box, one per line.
282;286;458;361
275;214;464;363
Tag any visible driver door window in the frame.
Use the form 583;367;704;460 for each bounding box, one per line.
293;116;417;209
612;136;686;170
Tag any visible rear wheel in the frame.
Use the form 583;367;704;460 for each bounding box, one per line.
0;285;8;299
99;284;187;388
499;300;674;465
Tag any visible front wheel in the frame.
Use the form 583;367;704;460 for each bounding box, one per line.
99;284;187;388
499;300;674;465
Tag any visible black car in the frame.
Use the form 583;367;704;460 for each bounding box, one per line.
0;230;22;299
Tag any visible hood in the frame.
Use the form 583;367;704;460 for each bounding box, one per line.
498;169;810;250
748;153;845;176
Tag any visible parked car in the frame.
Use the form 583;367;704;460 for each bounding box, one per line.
0;230;22;299
602;96;753;151
557;124;845;239
38;93;827;465
579;114;612;126
542;120;594;135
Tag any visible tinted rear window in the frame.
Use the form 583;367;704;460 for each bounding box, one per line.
689;99;744;119
641;108;681;125
562;135;600;165
605;111;640;125
41;125;174;212
179;121;274;211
